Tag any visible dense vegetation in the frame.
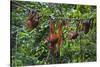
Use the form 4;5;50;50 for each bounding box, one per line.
11;1;96;66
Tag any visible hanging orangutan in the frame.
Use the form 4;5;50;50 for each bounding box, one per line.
25;9;40;31
76;18;93;34
82;19;92;34
45;19;62;50
68;31;78;39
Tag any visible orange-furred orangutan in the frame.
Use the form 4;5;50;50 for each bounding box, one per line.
45;19;62;50
25;9;40;31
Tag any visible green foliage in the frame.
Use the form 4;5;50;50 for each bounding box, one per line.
11;1;96;66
